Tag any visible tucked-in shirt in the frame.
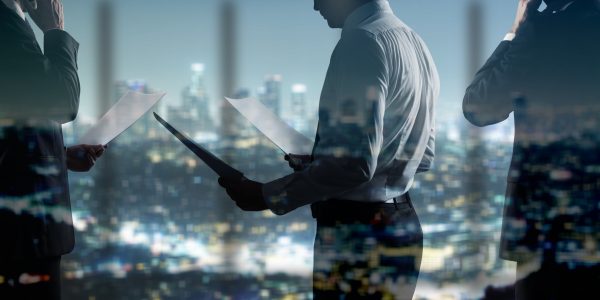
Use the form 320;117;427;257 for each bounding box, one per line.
263;0;439;215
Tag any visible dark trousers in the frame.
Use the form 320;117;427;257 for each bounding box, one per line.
311;194;423;300
0;256;62;300
515;262;600;300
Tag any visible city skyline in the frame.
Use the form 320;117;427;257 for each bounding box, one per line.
32;0;521;123
19;1;544;299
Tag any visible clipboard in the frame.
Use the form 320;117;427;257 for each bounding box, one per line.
153;112;244;180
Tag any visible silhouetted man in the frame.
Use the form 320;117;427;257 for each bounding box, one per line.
463;0;600;299
0;1;105;299
219;0;439;299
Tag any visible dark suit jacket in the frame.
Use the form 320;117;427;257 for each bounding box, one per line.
0;2;80;260
463;0;600;263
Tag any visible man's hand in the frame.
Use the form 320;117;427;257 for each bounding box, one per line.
218;177;268;211
66;144;106;172
22;0;64;32
284;154;312;172
511;0;542;34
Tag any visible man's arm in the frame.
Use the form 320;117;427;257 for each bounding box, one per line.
0;0;79;123
262;30;388;215
463;0;541;127
462;41;515;127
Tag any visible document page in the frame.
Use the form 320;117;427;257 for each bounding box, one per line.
225;97;314;155
79;91;166;145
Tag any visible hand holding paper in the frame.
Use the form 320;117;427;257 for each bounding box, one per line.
66;144;106;172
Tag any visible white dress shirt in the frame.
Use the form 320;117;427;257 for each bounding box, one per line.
2;0;25;20
263;0;439;215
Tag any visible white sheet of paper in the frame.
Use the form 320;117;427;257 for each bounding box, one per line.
79;91;166;145
225;97;314;155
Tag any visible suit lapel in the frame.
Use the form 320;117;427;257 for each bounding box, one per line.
1;1;37;41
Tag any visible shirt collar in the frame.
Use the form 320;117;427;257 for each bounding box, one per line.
1;0;25;21
343;0;392;29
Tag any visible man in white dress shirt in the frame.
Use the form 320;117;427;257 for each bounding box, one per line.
220;0;439;298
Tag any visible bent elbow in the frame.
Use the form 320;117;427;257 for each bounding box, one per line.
463;109;493;127
463;93;508;127
55;80;80;123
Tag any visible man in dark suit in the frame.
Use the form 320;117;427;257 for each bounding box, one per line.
463;0;600;299
0;1;105;299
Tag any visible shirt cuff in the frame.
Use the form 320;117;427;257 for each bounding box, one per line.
503;33;516;42
262;175;295;216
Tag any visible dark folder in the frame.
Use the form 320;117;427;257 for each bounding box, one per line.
153;112;244;180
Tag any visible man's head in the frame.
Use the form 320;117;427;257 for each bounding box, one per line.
313;0;373;28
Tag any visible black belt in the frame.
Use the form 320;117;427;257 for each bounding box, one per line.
310;193;412;224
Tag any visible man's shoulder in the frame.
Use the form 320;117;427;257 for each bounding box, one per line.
348;12;407;37
0;3;26;36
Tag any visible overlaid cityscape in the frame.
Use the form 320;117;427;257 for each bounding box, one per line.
61;1;517;299
4;0;598;299
59;58;518;299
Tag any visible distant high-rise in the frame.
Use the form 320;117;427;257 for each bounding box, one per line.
170;63;213;134
466;0;486;218
462;0;491;274
468;0;484;78
220;0;238;142
97;0;114;116
95;2;118;297
218;0;238;276
288;84;309;133
260;75;283;117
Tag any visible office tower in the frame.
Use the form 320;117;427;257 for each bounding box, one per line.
465;0;485;205
288;84;309;133
97;0;114;115
220;0;238;142
219;0;238;276
260;75;283;117
460;0;491;274
169;63;214;136
187;63;213;129
94;1;118;297
466;0;487;220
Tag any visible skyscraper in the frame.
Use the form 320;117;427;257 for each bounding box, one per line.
218;0;238;276
95;1;118;297
288;84;309;133
220;0;238;143
460;0;492;274
169;63;214;135
260;74;283;117
97;0;114;116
